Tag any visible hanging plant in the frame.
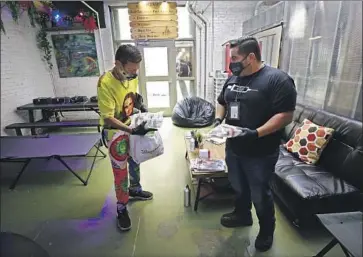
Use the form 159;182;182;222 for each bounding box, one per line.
5;1;21;23
25;2;37;27
0;1;54;70
0;18;5;34
34;3;54;70
36;27;53;70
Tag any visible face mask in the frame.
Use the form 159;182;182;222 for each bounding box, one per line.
113;65;137;81
126;74;137;80
229;56;250;76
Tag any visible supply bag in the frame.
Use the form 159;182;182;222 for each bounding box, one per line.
129;111;164;164
129;131;164;164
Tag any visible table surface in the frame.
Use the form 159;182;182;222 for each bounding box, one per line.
17;102;98;110
317;212;362;257
185;134;227;178
0;133;101;159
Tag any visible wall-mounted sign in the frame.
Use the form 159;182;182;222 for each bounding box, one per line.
130;21;178;28
127;2;177;9
129;14;178;22
131;27;178;34
128;2;178;40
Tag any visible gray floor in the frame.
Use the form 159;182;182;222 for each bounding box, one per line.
0;118;344;257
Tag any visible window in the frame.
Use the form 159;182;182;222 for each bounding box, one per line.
284;1;362;121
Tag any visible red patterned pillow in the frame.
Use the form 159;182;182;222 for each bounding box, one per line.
284;119;334;164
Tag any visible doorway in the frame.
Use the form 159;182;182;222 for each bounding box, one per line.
137;41;177;116
252;25;283;68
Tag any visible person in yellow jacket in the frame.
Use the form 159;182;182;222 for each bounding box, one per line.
97;44;155;231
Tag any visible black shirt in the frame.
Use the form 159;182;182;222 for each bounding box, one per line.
217;65;297;156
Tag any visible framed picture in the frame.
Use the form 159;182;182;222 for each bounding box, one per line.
52;33;100;78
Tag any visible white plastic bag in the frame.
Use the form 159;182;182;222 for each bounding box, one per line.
207;124;244;138
129;111;164;164
131;111;164;130
129;131;164;164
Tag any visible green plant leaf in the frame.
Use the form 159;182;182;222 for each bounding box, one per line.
0;18;5;34
5;1;20;23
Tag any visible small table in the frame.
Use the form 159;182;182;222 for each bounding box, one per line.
17;102;99;135
314;212;362;257
184;135;227;211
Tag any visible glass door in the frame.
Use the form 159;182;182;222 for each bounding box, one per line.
137;41;177;116
176;41;196;102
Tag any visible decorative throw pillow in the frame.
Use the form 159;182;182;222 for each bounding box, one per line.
284;119;334;164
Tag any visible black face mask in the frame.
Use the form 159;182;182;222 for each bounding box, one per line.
229;56;250;76
126;74;137;80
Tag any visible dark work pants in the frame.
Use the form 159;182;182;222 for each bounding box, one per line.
225;144;279;230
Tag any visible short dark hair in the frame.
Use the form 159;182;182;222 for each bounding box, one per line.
229;36;261;61
115;44;142;64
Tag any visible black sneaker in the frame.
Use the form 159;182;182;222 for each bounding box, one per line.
129;189;153;200
220;210;253;228
117;208;131;231
255;224;275;252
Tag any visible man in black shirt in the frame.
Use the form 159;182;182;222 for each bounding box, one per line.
214;37;297;252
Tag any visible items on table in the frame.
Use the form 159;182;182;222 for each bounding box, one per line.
199;149;210;159
190;158;226;172
206;137;226;145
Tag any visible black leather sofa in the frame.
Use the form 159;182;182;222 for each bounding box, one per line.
271;104;363;227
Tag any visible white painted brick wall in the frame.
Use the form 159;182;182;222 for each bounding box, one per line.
49;3;115;120
193;1;255;103
0;8;54;136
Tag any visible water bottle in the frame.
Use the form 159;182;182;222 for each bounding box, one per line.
184;185;191;207
190;137;195;152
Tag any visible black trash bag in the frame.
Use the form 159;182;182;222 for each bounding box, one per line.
172;96;215;128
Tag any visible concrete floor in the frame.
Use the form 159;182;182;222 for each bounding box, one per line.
0;118;344;257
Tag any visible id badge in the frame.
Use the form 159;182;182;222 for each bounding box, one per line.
229;102;240;120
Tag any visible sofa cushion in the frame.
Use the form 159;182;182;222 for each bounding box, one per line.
276;147;359;199
284;119;335;164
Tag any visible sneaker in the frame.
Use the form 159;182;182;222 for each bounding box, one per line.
220;210;253;228
117;208;131;231
255;224;275;252
129;189;153;200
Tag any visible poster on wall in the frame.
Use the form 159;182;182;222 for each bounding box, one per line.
52;33;100;78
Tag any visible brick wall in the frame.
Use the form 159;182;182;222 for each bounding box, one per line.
193;1;255;103
50;3;114;120
0;8;55;136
